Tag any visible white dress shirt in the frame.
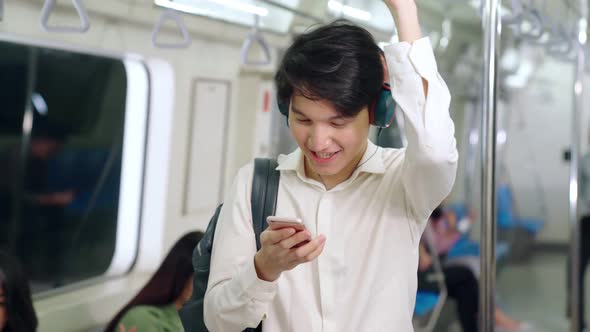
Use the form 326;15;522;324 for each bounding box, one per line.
204;37;458;332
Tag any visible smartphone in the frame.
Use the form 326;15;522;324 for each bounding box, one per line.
266;216;307;232
266;216;309;248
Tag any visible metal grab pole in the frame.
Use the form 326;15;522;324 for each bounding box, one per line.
480;0;500;331
570;1;587;331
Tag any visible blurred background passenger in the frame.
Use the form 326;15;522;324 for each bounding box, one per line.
418;242;528;331
105;231;203;332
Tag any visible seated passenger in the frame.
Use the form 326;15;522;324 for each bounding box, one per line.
426;204;481;277
0;250;38;332
418;243;478;332
419;239;529;331
105;231;204;332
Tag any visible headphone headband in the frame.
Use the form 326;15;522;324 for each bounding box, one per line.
278;83;396;128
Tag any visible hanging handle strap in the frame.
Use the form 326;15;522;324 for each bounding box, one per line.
518;4;545;40
0;0;4;22
40;0;90;33
502;0;524;25
240;16;272;66
151;9;191;49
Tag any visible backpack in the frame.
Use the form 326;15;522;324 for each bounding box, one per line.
179;158;280;332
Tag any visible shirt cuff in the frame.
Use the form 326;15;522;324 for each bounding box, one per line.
384;37;438;83
238;257;278;302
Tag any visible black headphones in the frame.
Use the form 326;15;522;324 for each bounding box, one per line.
277;83;396;128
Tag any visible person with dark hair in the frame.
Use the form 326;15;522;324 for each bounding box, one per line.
204;0;458;330
105;231;204;332
0;251;38;332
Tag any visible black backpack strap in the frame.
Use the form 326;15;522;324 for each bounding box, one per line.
249;158;279;332
251;158;280;251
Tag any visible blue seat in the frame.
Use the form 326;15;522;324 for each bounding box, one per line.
446;235;509;260
497;184;544;234
415;291;440;316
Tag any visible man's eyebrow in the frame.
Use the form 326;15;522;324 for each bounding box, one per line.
290;106;306;117
291;106;349;121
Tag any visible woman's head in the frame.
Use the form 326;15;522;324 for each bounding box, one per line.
0;251;38;332
105;231;204;332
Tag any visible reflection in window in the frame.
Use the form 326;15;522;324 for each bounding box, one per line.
0;41;128;293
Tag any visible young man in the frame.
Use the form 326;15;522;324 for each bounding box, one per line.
204;0;458;330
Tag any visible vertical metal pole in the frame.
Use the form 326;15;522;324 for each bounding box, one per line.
570;1;587;331
481;0;500;331
8;48;38;252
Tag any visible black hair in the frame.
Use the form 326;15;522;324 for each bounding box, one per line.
430;205;444;221
275;19;384;118
0;251;38;332
105;231;204;332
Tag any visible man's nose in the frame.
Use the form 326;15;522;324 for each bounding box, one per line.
308;125;332;151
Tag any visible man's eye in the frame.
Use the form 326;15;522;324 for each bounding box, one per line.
331;122;347;128
296;118;311;124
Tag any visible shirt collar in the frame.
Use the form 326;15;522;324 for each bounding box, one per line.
276;140;386;177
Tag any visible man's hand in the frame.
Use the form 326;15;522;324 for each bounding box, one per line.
418;244;433;272
382;0;416;13
254;228;326;282
382;0;421;43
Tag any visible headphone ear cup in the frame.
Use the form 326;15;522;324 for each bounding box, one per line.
370;83;396;128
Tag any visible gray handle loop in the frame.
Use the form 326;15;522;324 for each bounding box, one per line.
240;16;272;66
151;9;191;49
0;0;4;22
40;0;90;33
502;0;524;25
518;7;545;40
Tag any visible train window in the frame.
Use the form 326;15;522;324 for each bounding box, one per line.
0;40;148;293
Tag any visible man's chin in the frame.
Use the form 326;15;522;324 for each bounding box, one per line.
315;165;343;178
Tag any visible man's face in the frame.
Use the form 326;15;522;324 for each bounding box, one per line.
289;92;370;184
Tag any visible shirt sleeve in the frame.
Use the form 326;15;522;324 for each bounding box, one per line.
384;37;459;226
204;162;278;332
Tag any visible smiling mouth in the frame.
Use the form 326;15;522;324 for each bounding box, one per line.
316;151;337;158
310;150;341;164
